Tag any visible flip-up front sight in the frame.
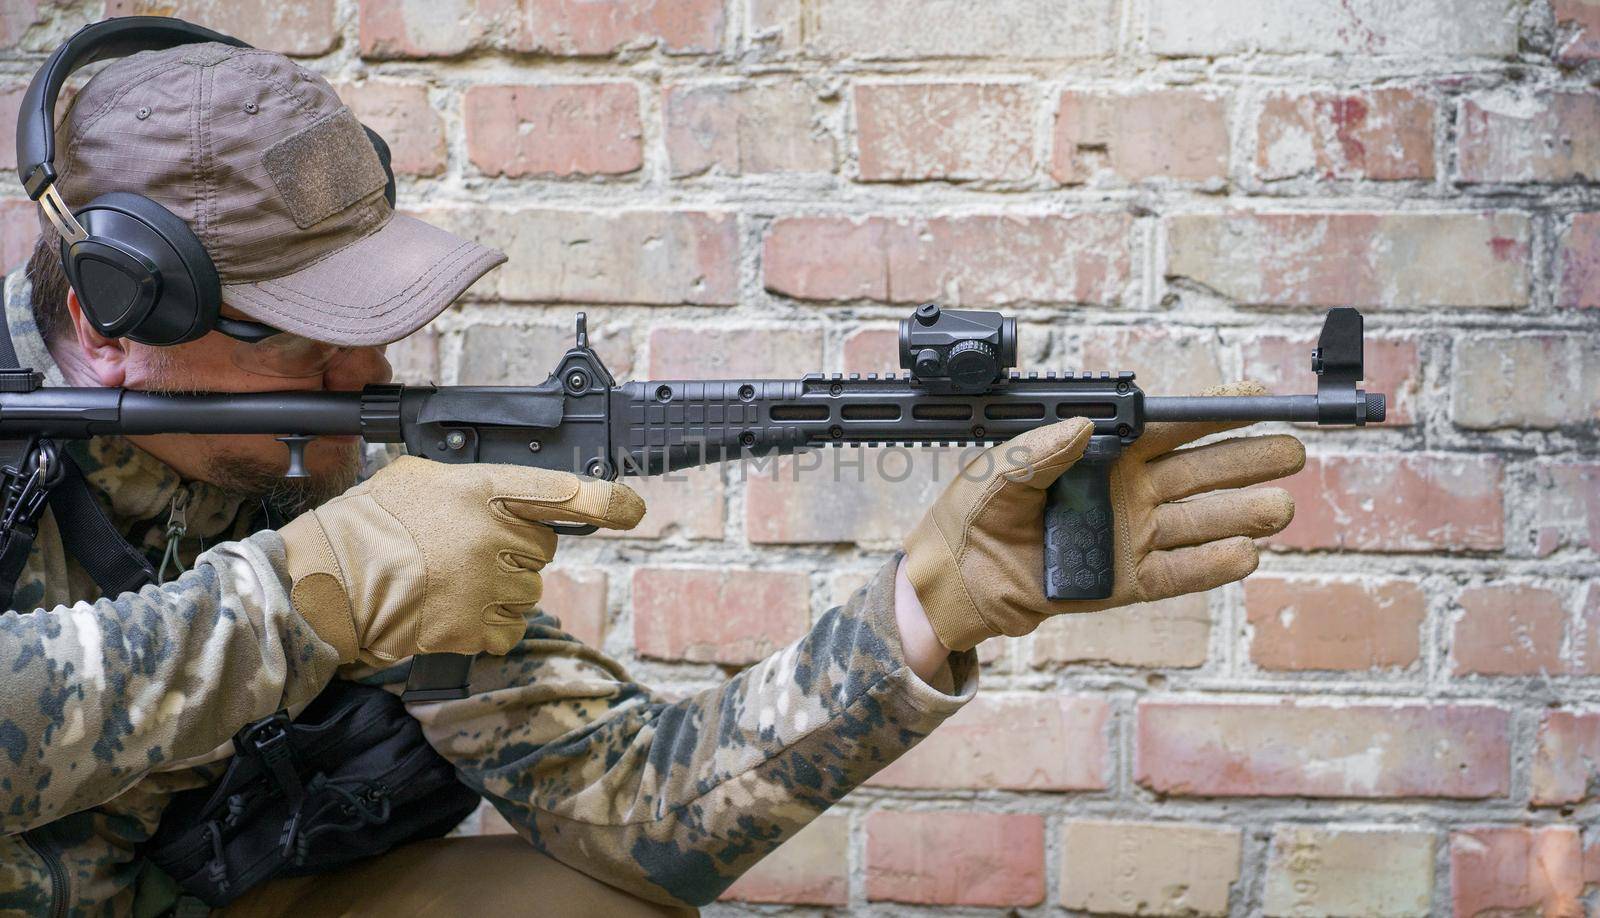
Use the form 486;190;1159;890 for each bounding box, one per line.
899;303;1017;392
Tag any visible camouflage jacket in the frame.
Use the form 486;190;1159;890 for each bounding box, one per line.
0;267;977;915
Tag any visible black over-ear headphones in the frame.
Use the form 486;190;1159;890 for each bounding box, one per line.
14;17;397;347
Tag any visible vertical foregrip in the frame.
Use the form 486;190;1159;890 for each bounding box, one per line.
1044;459;1115;601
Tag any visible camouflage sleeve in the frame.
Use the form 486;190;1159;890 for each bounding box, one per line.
0;531;340;834
404;554;978;907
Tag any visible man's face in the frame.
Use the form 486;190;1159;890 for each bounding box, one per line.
81;299;395;512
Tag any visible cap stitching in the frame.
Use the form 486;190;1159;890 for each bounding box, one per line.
194;61;215;258
57;55;195;193
224;241;495;336
219;190;393;285
245;239;481;319
231;52;325;122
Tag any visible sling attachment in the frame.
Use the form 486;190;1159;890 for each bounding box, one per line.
0;438;63;607
158;490;190;583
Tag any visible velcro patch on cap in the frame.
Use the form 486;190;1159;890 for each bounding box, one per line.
263;108;387;229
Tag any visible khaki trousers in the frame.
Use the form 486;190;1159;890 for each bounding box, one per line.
216;835;699;918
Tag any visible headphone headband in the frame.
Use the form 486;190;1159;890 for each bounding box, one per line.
16;16;397;347
15;17;248;200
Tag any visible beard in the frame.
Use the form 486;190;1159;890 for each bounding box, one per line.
135;343;363;517
204;444;362;518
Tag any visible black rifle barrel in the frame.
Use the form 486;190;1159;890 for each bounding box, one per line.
0;390;368;438
1145;393;1386;424
119;392;369;435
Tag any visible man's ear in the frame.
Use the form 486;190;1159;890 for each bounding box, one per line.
65;288;129;387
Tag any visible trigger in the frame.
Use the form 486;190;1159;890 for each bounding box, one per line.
547;522;599;536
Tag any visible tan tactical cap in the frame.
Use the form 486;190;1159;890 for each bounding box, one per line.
47;41;504;347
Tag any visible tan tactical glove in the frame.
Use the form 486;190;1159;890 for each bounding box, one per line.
280;455;645;665
904;382;1305;651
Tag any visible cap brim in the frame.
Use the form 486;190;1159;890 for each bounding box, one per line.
221;214;505;347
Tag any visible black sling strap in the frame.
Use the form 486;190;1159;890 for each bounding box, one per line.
49;454;158;596
0;294;155;608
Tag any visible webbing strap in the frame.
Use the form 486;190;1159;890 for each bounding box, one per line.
50;455;155;597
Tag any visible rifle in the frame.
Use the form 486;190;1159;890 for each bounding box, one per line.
0;305;1384;700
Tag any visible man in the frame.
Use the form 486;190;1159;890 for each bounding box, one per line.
0;37;1303;917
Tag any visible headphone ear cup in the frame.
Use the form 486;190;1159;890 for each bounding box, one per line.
363;124;397;208
63;192;220;346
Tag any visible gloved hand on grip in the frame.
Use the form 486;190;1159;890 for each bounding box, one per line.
280;455;645;666
903;381;1305;652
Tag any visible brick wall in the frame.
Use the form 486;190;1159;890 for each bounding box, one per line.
4;0;1599;913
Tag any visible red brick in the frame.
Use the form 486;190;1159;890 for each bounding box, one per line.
1242;333;1420;425
1263;827;1435;917
386;328;439;384
856;82;1035;182
1060;820;1241;915
1587;830;1600;886
106;0;338;56
1532;710;1600;805
465;84;642;178
540;568;607;647
1;2;99;53
1166;212;1530;309
1453;584;1568;676
334;80;446;177
1145;0;1517;56
647;326;821;379
1452;335;1600;429
1459;92;1600;183
1053;89;1229;183
764;214;1132;306
1450;826;1588;917
840;327;900;375
1255;89;1435;182
869;694;1109;791
0;1;37;50
720;814;849;906
417;208;738;305
750;0;1118;59
460;318;634;385
1136;700;1511;798
827;569;875;608
866;811;1045;907
0;84;23;171
664;83;834;177
0;199;36;273
1580;585;1600;676
1558;212;1600;309
1522;463;1600;557
743;446;954;545
599;466;723;541
1031;593;1213;669
1555;0;1600;61
1079;327;1225;396
359;0;723;58
1246;577;1425;671
632;568;810;664
1274;454;1504;552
